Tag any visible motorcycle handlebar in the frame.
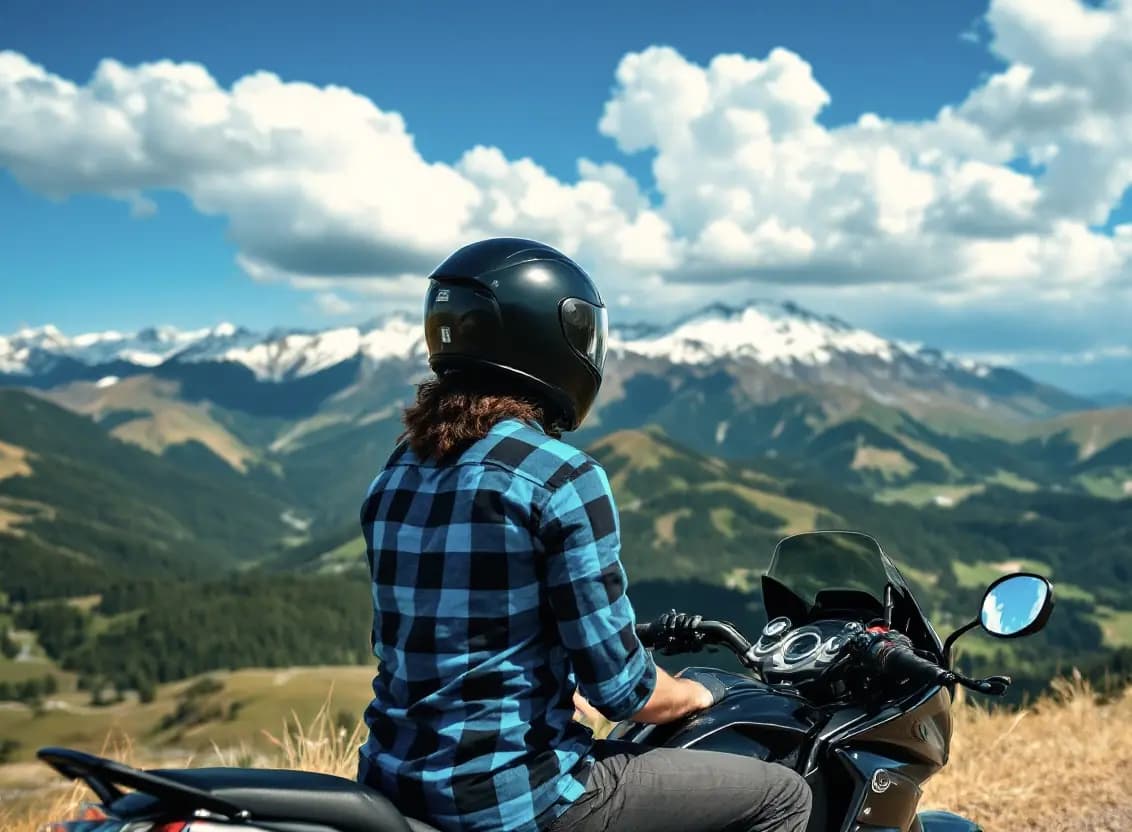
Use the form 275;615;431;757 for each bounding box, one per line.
635;619;753;656
637;617;1013;697
863;635;949;687
864;636;1013;696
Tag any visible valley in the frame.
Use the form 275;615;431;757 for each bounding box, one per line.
1;300;1130;761
0;660;376;771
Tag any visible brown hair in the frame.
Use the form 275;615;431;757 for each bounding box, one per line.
400;372;558;460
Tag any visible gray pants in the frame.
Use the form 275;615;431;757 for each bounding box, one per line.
545;740;812;832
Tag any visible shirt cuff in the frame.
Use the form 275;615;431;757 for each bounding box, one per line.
595;651;658;722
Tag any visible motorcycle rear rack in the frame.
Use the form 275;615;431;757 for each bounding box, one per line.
37;747;249;820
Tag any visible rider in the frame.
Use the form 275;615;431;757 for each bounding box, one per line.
357;238;812;832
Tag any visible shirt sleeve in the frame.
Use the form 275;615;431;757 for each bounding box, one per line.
538;460;657;721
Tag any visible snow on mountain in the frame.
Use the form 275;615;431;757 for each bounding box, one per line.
359;316;428;364
0;302;989;381
607;301;992;377
0;323;219;374
0;315;429;381
609;301;903;367
177;316;424;381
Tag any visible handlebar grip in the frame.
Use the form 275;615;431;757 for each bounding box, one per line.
635;622;659;647
868;639;947;687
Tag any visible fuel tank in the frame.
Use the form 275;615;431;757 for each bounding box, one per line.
607;668;821;766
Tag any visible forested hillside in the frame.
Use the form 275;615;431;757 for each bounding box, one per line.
0;391;293;602
2;352;1131;708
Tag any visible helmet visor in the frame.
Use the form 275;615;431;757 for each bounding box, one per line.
560;297;608;372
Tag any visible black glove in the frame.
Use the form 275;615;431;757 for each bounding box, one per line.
656;609;705;655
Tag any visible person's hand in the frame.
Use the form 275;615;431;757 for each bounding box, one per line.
685;678;716;711
572;690;605;727
656;610;705;655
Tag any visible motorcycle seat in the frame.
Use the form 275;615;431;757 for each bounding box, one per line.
152;767;443;832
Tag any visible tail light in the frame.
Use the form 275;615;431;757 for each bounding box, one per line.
40;803;111;831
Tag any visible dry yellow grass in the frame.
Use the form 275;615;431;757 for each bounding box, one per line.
0;505;27;533
38;377;255;471
695;481;824;535
1;695;366;832
851;444;916;477
0;440;32;481
4;679;1129;832
653;508;692;545
922;676;1132;831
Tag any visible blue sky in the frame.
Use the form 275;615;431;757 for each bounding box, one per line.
2;0;1130;392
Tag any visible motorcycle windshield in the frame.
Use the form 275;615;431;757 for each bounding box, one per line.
765;530;908;609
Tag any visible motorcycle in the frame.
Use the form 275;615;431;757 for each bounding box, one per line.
38;530;1054;832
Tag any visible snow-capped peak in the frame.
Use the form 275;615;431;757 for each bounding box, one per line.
167;315;423;381
610;300;902;367
0;302;990;382
0;314;427;381
204;326;372;382
14;324;64;339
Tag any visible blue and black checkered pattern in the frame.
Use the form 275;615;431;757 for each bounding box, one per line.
357;418;657;832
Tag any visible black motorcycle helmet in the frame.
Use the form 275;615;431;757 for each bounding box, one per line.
423;238;608;431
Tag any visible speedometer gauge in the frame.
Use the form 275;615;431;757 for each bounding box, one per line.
782;631;822;664
763;617;792;638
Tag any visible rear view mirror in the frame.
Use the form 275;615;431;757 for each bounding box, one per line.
979;573;1054;639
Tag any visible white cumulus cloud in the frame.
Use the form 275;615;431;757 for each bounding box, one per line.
0;0;1131;365
594;20;1131;295
0;50;674;292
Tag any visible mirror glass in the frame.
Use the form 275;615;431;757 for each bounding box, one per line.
980;575;1051;637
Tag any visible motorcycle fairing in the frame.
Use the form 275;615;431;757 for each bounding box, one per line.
834;747;923;831
608;668;820;767
794;684;950;832
828;685;954;770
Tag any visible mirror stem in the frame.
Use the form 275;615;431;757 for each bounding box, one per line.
942;619;979;667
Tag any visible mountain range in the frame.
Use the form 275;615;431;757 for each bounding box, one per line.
1;298;1130;700
2;299;1127;503
0;301;1093;415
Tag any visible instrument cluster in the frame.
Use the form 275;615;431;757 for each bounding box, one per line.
752;617;864;687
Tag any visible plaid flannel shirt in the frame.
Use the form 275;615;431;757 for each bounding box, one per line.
357;418;657;832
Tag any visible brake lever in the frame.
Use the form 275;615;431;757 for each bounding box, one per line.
950;672;1012;697
975;675;1012;696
